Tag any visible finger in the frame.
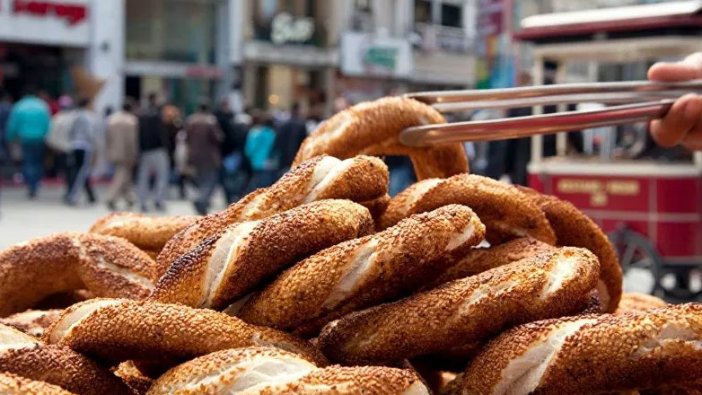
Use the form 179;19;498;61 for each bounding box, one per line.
650;94;702;147
681;115;702;151
648;53;702;82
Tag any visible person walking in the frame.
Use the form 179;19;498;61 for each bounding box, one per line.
185;102;223;215
45;95;76;199
244;111;278;191
104;100;139;210
276;103;307;176
136;93;170;212
5;88;51;198
65;98;98;205
215;98;249;203
0;90;13;179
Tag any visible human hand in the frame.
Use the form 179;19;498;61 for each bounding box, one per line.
647;53;702;150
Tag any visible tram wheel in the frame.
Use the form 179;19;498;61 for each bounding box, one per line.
609;227;661;296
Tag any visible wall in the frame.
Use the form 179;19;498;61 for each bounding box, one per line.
88;0;125;114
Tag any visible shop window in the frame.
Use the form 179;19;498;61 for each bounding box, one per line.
414;0;432;24
126;0;217;63
441;3;462;27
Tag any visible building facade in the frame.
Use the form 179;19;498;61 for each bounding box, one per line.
0;0;123;113
0;0;477;117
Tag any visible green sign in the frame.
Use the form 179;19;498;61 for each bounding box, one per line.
363;47;398;70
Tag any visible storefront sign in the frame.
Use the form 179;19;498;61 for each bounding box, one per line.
12;0;87;25
341;32;413;78
270;12;314;45
0;0;90;46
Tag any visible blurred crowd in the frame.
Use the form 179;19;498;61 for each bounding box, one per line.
0;88;316;215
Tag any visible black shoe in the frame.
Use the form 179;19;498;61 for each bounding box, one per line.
107;201;117;211
154;202;166;212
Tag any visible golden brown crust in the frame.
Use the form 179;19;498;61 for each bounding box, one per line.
44;299;326;367
0;322;131;395
0;344;131;395
0;372;75;395
426;237;556;290
317;247;600;364
147;347;428;395
293;97;468;180
157;155;388;275
0;309;63;338
0;233;157;316
616;292;667;314
359;193;390;225
113;361;153;395
519;187;623;312
379;175;557;245
457;304;702;395
150;200;375;309
89;212;199;251
239;205;486;336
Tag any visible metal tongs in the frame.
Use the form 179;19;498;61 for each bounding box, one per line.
400;80;702;147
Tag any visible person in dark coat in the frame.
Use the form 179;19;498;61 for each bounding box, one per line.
275;103;308;175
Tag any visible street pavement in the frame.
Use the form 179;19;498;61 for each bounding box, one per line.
0;183;225;249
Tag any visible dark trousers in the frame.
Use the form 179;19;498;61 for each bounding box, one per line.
66;148;96;204
20;141;45;196
193;167;220;215
246;169;277;193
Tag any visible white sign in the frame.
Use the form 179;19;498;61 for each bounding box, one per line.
0;0;91;47
340;32;413;78
271;12;314;45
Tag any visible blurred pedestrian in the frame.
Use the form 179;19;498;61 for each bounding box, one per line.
104;100;138;210
185;101;223;215
45;95;76;198
276;103;307;175
137;93;170;212
38;90;59;115
216;97;249;203
65;98;98;205
162;102;186;199
0;90;12;178
244;111;278;191
6;88;51;198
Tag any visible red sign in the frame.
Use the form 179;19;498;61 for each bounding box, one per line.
12;0;87;26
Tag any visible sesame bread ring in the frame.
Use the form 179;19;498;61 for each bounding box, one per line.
454;303;702;395
89;212;199;253
0;233;157;316
294;97;469;180
519;187;623;313
147;347;429;395
0;323;131;395
0;309;62;338
157;155;388;274
425;237;555;290
238;205;486;336
0;372;75;395
113;361;153;395
616;292;667;314
44;298;326;367
151;199;374;310
379;174;556;245
317;247;600;365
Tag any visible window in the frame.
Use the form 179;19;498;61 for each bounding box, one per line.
415;0;464;27
414;0;432;24
441;3;462;27
126;0;217;63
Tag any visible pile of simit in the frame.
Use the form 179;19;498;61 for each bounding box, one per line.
0;97;699;395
